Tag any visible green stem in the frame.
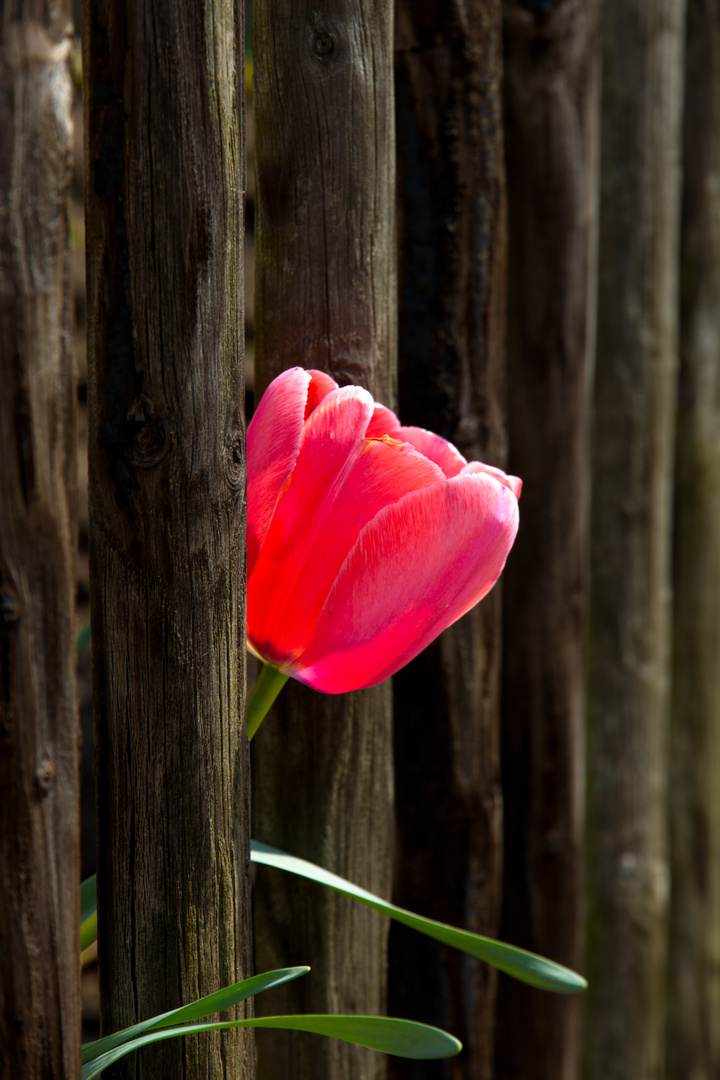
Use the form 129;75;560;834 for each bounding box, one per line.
247;663;289;740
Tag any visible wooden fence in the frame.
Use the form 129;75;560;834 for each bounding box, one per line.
2;0;718;1079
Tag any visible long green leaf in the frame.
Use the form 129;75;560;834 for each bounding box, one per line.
248;1014;461;1057
77;621;91;655
81;874;97;924
80;842;587;993
82;1015;461;1078
251;841;586;994
82;967;309;1065
80;912;97;954
80;875;98;954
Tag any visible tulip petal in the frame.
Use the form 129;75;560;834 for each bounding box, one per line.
247;368;340;576
395;426;467;478
293;472;519;693
366;403;402;438
365;407;468;478
248;390;445;668
304;369;339;418
247;368;312;575
461;460;523;499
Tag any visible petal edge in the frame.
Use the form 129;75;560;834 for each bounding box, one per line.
294;472;519;692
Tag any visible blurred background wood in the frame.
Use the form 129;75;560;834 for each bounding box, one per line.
584;0;686;1077
496;3;599;1079
667;1;720;1076
83;1;253;1077
0;4;80;1077
388;3;506;1078
251;2;396;1079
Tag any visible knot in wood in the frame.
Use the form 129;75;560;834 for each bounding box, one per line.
224;430;245;491
331;359;366;388
313;30;336;58
455;415;480;453
124;394;170;469
0;590;20;622
35;759;56;794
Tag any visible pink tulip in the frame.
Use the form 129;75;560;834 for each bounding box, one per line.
247;367;521;695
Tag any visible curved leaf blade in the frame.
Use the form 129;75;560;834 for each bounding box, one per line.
81;874;97;925
77;621;91;655
80;843;587;994
80;913;97;954
249;1015;461;1058
81;967;310;1065
82;1015;461;1078
251;841;586;994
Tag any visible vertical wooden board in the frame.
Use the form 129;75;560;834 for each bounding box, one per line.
667;2;720;1076
83;1;253;1077
584;0;685;1078
251;3;395;1079
252;0;396;404
252;684;393;1080
495;4;599;1079
389;3;507;1078
390;617;503;1080
0;5;80;1078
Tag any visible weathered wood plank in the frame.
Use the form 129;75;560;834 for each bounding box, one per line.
389;3;507;1078
251;3;395;1079
584;0;686;1076
83;1;252;1076
496;4;599;1079
667;1;720;1075
252;0;396;405
0;5;80;1078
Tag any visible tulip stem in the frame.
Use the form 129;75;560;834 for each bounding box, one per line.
247;663;289;740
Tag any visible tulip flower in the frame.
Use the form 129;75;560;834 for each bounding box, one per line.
246;367;520;719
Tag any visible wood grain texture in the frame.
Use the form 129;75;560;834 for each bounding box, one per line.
388;3;506;1078
667;2;720;1076
495;4;599;1079
251;3;395;1079
83;2;252;1077
252;0;396;404
584;0;686;1077
252;684;393;1080
0;6;80;1078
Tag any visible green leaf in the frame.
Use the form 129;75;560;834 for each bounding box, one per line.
81;874;97;925
80;912;97;954
81;967;309;1065
251;842;586;994
80;845;587;994
80;875;97;954
77;621;91;655
82;1015;461;1078
248;1014;461;1058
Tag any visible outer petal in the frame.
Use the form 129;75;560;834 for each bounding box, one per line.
247;368;311;575
461;460;522;499
304;369;339;418
248;387;445;668
293;472;519;693
247;368;338;576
